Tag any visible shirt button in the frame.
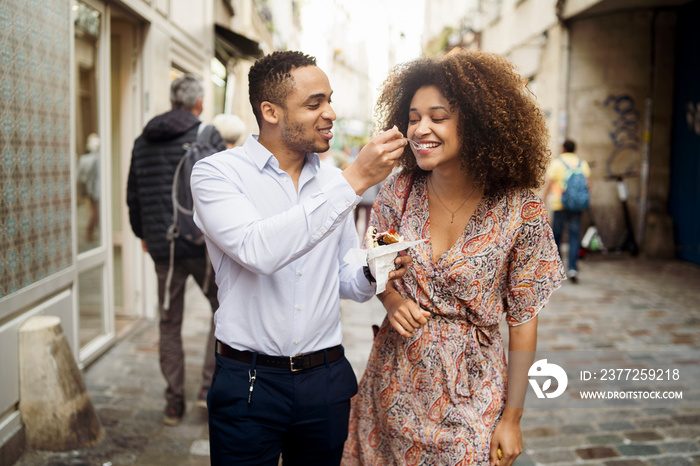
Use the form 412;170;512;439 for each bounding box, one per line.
345;201;351;207
297;270;303;276
320;227;326;234
294;340;299;345
296;305;302;311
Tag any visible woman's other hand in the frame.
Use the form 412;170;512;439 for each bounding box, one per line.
379;289;431;338
387;252;413;281
489;409;523;466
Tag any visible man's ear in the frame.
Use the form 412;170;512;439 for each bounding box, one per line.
260;101;280;125
193;97;204;116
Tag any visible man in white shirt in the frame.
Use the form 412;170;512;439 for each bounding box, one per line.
191;51;410;465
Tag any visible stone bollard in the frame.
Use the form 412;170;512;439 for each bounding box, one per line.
18;315;103;451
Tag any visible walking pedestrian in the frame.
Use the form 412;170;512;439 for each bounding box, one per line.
342;49;565;466
126;74;226;425
77;133;100;243
190;50;412;465
212;113;247;149
542;139;592;283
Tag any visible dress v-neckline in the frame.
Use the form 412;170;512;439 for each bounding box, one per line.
420;177;485;265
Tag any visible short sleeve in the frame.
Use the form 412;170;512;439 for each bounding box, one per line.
546;159;566;184
582;160;592;178
505;196;565;325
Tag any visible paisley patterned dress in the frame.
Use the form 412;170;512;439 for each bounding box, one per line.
342;172;564;465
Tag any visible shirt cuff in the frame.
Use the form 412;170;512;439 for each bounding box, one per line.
363;265;376;283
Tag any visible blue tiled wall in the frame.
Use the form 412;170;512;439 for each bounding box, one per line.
0;0;72;298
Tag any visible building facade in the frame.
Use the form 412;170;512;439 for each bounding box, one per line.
299;0;423;159
0;0;294;462
422;0;700;264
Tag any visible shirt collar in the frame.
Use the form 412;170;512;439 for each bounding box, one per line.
244;134;276;171
306;152;321;170
245;134;321;175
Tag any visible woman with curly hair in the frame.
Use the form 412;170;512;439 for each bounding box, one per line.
342;49;565;465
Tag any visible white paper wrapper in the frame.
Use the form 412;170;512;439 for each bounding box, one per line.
343;239;427;294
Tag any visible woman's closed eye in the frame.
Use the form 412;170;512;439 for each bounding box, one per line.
408;116;449;125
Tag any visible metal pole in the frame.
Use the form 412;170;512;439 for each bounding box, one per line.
637;97;652;249
637;11;657;250
558;23;571;145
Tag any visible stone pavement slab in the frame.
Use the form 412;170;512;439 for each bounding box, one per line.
13;256;700;466
512;257;700;466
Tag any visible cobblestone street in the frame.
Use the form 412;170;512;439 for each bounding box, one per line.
14;256;700;466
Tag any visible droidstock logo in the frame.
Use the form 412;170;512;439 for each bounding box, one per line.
528;359;568;399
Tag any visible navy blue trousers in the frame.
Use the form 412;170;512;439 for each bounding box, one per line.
208;348;358;465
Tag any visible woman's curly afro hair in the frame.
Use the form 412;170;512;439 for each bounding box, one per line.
375;49;551;195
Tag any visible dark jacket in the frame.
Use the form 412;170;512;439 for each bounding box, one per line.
127;109;225;262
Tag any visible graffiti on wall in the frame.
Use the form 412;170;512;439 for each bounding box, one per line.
686;102;700;135
604;94;640;176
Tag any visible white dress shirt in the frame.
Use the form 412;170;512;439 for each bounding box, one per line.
191;135;375;356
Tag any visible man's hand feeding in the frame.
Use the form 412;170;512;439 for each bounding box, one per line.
342;126;406;195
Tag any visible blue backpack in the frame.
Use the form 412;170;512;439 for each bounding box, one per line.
560;158;590;211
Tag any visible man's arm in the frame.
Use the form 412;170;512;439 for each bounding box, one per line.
337;212;376;302
126;156;143;239
208;125;227;151
192;158;358;275
192;130;405;276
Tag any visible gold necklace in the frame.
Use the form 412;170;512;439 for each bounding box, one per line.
428;175;477;223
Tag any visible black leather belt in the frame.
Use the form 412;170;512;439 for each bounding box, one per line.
216;341;343;372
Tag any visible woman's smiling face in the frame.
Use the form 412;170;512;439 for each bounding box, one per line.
407;85;461;172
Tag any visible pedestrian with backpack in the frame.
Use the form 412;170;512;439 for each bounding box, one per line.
127;74;226;425
542;139;592;283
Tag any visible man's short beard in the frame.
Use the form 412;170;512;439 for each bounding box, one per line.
281;117;329;154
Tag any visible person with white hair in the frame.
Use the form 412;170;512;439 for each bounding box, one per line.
77;133;101;241
212;113;247;149
127;74;226;426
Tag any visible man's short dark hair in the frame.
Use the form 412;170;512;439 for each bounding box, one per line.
170;74;204;111
563;139;576;153
248;51;317;126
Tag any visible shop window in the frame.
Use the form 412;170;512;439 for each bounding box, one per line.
74;0;102;253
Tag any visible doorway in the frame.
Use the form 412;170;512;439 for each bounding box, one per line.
670;0;700;265
111;11;144;336
73;0;145;364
